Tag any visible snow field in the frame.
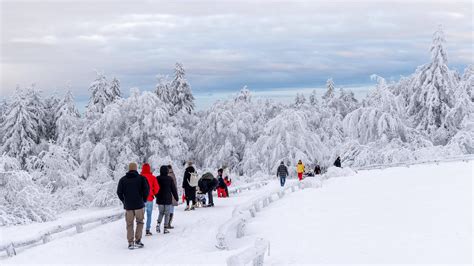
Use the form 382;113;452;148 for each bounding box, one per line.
244;161;472;264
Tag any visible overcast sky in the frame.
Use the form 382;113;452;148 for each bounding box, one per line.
0;0;472;108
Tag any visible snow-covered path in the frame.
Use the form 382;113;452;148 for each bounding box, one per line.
2;182;279;264
247;161;472;264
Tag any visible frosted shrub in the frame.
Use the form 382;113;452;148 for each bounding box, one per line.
0;171;55;225
323;166;356;179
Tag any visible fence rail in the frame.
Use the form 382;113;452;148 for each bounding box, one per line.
352;155;473;172
0;210;124;257
226;238;270;266
216;179;316;250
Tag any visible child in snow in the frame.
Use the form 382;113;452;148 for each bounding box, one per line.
296;160;305;181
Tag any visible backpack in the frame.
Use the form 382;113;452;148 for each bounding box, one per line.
189;172;199;187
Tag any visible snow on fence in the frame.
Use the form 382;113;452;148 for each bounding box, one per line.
226;238;270;266
216;178;316;250
0;210;124;257
353;155;474;172
227;180;270;196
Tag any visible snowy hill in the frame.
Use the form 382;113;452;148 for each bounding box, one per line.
1;160;471;265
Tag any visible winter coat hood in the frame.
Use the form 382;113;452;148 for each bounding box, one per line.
141;163;152;175
159;165;169;177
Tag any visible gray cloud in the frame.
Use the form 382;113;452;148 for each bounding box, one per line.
1;0;472;105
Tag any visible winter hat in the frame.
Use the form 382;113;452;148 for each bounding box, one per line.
159;165;169;176
129;162;138;171
280;161;284;165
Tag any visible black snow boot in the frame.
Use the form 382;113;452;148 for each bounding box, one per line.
146;230;152;236
156;223;161;233
163;228;170;234
165;213;174;229
128;243;134;250
135;240;144;248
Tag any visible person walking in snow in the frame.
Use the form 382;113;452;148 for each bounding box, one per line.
296;160;305;181
224;176;232;197
277;161;289;186
140;163;159;236
155;166;179;234
334;156;342;168
216;168;228;198
167;165;178;229
182;161;197;211
314;163;321;175
116;162;149;249
198;172;218;207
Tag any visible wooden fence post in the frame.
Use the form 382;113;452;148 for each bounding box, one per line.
6;243;16;257
42;233;52;244
76;224;84;233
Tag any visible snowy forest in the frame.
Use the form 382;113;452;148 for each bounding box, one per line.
0;27;472;226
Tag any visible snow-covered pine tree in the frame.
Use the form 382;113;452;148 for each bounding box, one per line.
108;77;122;100
322;78;335;103
309;90;319;106
86;72;120;117
43;93;61;140
461;64;474;101
343;76;407;144
294;93;307;106
407;26;458;143
155;74;171;103
0;88;41;166
168;63;195;115
0;100;7;141
25;86;47;140
55;90;81;148
338;88;359;117
235;85;252;103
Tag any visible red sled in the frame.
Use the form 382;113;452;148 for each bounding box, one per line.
217;188;228;198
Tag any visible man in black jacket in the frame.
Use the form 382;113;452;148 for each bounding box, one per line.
198;172;218;207
182;162;197;211
156;166;179;234
117;163;149;249
277;161;289;187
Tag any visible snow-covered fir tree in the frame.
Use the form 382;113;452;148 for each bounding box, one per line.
0;88;41;166
43;93;61;140
406;25;458;143
235;85;252;103
322;78;335;102
55;90;81;149
294;93;307;106
155;74;171;103
309;90;319;106
168;63;195;115
85;72;121;117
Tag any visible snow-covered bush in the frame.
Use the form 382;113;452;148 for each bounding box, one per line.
242;109;328;175
0;170;55;225
323;166;356;179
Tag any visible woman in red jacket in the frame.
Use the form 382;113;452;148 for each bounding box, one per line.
141;163;159;236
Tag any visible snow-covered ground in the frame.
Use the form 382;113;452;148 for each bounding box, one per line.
1;161;472;265
247;161;472;264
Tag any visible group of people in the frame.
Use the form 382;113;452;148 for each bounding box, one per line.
276;157;342;187
116;162;231;249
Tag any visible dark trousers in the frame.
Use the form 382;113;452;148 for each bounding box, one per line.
280;175;286;187
208;190;214;205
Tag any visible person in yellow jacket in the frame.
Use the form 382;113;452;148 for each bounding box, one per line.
296;160;305;181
